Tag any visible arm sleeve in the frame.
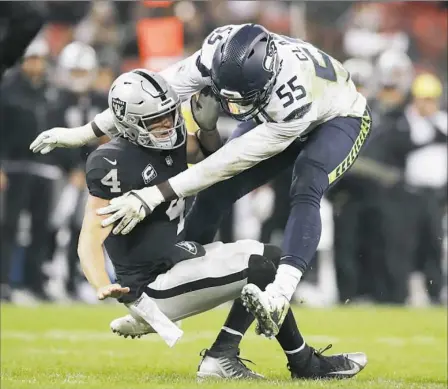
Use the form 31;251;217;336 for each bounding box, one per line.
168;119;311;197
159;50;210;102
92;109;120;138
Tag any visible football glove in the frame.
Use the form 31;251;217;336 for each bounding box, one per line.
190;86;220;132
30;125;98;154
97;186;165;235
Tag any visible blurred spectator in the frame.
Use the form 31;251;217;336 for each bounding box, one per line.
49;41;108;299
330;57;377;304
342;58;374;101
402;73;447;304
0;39;62;302
362;50;416;304
343;3;410;60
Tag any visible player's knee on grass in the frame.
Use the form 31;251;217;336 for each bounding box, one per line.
247;254;277;291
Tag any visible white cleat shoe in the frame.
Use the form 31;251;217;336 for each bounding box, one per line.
110;313;154;339
241;283;290;338
197;349;264;380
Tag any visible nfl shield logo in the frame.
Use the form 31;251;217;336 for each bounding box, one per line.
165;156;173;166
111;97;127;121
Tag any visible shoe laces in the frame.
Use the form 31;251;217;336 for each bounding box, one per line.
310;343;352;371
287;344;334;372
314;343;333;357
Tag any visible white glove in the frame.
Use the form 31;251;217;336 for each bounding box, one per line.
30;124;98;154
190;86;220;132
97;186;165;235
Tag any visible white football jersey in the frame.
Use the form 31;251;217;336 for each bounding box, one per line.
94;24;367;198
160;24;366;128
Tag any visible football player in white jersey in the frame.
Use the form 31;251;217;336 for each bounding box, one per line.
30;24;372;356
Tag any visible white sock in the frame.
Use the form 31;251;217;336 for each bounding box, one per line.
267;264;303;301
284;342;306;355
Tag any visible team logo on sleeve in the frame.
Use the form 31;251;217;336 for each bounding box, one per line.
176;241;198;255
111;97;127;121
142;163;157;184
263;39;278;72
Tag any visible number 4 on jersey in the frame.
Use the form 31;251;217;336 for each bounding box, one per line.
101;169;121;193
166;198;186;235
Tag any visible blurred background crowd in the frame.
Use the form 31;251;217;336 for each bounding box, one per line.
0;1;446;307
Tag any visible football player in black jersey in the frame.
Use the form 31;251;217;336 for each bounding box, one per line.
76;69;366;380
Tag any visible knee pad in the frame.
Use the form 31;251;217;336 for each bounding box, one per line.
247;254;277;290
263;244;282;268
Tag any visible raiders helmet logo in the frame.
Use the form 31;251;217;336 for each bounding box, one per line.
262;39;277;72
111;97;127;121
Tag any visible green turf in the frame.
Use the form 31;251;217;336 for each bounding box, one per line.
1;304;446;389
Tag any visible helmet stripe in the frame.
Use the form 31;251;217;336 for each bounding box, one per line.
133;70;167;101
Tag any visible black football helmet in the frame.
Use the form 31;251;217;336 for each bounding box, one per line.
210;24;280;121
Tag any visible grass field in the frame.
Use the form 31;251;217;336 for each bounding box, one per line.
1;304;446;389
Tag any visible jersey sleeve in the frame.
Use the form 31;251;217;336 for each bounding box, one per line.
159;50;210;102
168;120;302;198
92;109;120;138
85;150;130;200
159;24;238;102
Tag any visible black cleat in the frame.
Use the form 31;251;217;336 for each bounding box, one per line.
288;344;367;380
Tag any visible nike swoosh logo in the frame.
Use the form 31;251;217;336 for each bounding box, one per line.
327;364;361;376
103;157;117;165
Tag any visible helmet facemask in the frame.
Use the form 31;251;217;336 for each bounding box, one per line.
212;75;277;122
112;96;185;150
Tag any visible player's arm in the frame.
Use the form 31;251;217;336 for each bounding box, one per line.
98;118;312;234
161;119;310;199
159;50;210;102
29;109;118;155
79;152;130;299
30;34;219;155
78;195;129;300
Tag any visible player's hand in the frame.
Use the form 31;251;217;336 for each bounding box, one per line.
30;127;87;154
190;86;220;132
97;186;165;235
97;192;149;235
97;283;130;300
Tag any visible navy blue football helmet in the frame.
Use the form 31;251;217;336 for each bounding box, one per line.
210;24;280;121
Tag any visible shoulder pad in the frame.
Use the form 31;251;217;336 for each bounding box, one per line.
86;147;124;200
199;25;237;72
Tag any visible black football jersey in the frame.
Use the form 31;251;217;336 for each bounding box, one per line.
85;137;189;293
